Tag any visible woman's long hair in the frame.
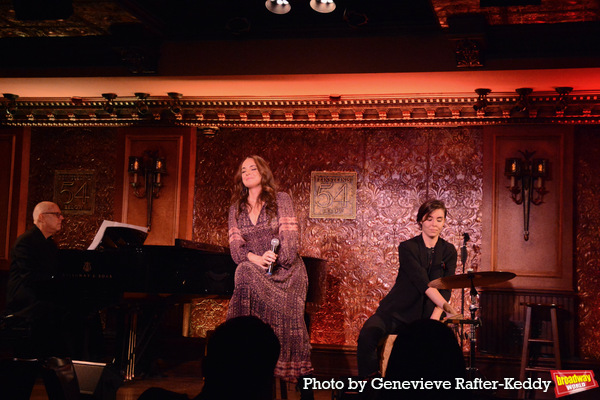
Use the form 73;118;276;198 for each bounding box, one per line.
231;155;278;221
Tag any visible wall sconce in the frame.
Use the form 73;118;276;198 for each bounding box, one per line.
128;151;167;230
473;88;491;111
504;150;548;241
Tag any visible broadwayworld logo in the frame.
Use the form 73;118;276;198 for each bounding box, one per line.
551;370;599;398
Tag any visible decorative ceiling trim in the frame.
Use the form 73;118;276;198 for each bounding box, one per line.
2;93;600;128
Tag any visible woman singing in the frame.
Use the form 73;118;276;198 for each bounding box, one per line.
226;155;314;399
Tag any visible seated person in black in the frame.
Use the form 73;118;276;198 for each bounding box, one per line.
5;201;68;358
357;199;462;378
5;201;102;360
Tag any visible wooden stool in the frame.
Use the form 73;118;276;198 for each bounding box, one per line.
379;334;397;377
519;303;562;399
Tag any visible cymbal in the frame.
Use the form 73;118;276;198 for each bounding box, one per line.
429;271;516;289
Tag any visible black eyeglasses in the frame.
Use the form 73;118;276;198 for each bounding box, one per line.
43;212;63;218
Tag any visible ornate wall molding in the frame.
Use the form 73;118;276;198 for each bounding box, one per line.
2;93;600;128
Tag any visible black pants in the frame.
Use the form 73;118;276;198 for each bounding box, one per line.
356;312;406;378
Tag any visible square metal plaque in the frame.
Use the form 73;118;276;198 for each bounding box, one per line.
309;171;357;219
53;170;96;215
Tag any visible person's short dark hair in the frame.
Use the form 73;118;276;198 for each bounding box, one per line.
417;199;448;226
201;316;280;400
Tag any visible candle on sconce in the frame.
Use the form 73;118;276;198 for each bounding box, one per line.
126;153;166;230
128;156;140;172
154;157;166;185
532;159;547;189
504;158;521;189
128;156;141;185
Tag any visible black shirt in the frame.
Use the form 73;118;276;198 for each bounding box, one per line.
377;234;457;323
6;225;59;319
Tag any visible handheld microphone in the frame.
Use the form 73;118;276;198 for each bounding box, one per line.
267;238;280;275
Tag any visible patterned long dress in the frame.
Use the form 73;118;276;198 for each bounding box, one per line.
226;192;313;380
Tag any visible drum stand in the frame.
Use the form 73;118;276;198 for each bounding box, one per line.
446;273;481;380
430;250;516;384
459;234;481;379
466;275;481;380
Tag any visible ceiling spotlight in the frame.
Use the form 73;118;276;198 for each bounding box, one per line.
473;88;491;111
265;0;291;15
343;9;368;28
167;92;183;115
102;93;117;114
555;86;573;111
135;92;150;116
513;88;533;113
311;0;336;13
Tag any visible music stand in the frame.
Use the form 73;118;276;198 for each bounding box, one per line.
98;227;148;249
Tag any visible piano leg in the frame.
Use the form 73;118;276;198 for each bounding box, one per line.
118;302;168;381
126;311;137;381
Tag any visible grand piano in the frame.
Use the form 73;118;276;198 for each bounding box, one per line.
57;237;326;381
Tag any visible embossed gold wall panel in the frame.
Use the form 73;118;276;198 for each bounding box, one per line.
574;127;600;360
192;127;484;346
16;124;600;358
28;127;118;249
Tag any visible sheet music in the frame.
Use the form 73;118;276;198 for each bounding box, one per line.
88;220;149;250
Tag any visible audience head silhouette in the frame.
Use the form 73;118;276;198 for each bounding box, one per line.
137;316;280;400
200;315;280;400
382;319;467;400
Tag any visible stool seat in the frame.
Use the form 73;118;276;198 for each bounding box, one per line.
519;303;562;399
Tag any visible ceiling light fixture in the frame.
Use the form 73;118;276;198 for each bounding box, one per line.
343;9;368;28
135;92;150;116
2;93;19;117
310;0;336;13
101;93;117;114
167;92;183;115
473;88;491;111
265;0;291;15
513;88;533;113
555;86;573;112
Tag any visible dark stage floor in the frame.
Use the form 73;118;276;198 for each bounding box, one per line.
29;360;334;400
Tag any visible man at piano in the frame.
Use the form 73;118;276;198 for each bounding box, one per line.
5;201;91;359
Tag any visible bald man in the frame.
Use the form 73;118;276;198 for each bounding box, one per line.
6;201;68;357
